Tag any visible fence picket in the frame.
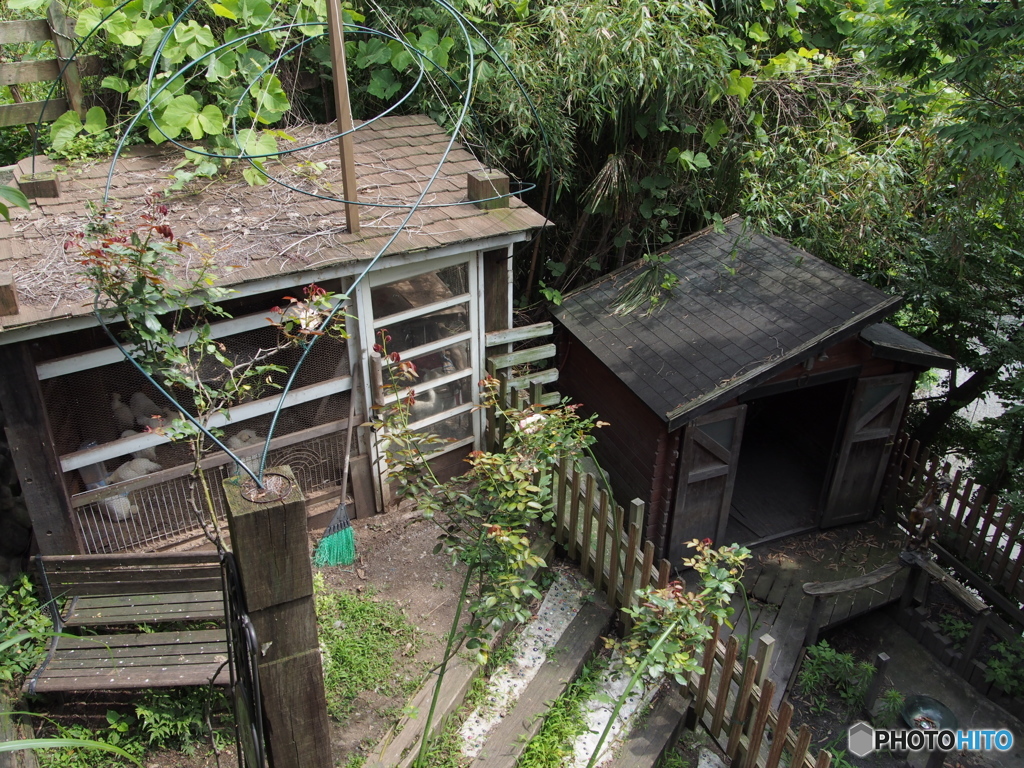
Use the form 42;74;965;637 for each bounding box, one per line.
607;506;624;607
711;635;739;737
581;473;596;578
743;678;776;768
956;483;989;556
568;469;581;560
765;701;793;768
973;497;1003;568
621;522;640;611
790;725;812;768
996;512;1024;592
726;656;759;759
555;457;568;546
657;558;671;589
694;623;719;720
641;540;655;589
940;469;963;526
949;478;975;539
594;490;609;593
978;501;1011;573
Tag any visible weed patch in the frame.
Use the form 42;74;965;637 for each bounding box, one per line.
315;574;421;721
516;654;608;768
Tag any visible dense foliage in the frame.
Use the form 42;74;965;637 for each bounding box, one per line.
4;0;1024;485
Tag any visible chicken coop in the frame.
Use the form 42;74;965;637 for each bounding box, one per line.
0;115;547;555
552;217;955;565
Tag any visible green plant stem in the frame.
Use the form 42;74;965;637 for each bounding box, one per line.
414;560;476;768
585;618;682;768
740;582;753;660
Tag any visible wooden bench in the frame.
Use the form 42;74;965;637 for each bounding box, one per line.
24;552;231;694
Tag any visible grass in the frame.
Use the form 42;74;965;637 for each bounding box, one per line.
314;574;422;722
515;653;609;768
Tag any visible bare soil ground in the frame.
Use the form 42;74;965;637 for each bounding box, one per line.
311;503;468;764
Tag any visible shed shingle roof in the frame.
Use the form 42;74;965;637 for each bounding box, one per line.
0;115;547;334
552;217;902;430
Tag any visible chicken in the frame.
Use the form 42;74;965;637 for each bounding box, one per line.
227;430;263;476
129;391;162;421
111;393;135;431
100;495;135;521
106;457;162;485
120;429;159;463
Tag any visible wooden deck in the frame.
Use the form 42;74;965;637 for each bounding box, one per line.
717;524;908;705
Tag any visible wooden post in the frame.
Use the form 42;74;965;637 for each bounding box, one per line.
805;595;826;647
46;1;84;118
754;634;775;688
223;466;333;768
324;0;359;233
863;652;890;714
0;273;18;316
0;342;81;554
958;610;991;676
899;553;925;612
467;170;510;209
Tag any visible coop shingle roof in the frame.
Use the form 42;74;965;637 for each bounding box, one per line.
551;217;903;430
0;114;547;334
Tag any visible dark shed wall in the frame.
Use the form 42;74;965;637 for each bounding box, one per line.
556;329;676;543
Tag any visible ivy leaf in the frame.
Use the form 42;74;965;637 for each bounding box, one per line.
210;2;238;19
725;70;754;104
49;110;83;152
355;39;392;69
747;22;770;42
367;68;401;100
101;76;130;93
161;95;202;132
703;118;729;149
252;75;290;124
83;106;107;135
197;104;225;135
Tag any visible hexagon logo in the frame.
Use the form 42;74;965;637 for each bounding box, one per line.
848;721;875;757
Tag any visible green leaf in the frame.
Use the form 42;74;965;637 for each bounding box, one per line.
101;75;130;93
703;119;728;149
0;739;143;766
0;185;30;223
725;70;754;104
7;0;51;10
197;104;225;135
83;106;107;135
48;110;82;151
747;22;770;42
367;68;401;100
355;38;393;69
243;163;270;186
210;2;238;19
160;95;201;130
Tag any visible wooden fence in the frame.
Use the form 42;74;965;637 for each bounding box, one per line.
883;432;1024;628
686;625;832;768
0;7;100;127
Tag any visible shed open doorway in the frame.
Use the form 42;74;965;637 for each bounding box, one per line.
725;378;851;545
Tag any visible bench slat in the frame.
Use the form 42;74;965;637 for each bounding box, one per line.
46;577;224;596
45;565;223;581
25;629;231;693
46;642;230;665
64;591;224;627
55;629;226;649
38;552;221;567
28;665;230;692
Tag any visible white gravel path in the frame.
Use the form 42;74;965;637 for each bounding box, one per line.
459;569;591;759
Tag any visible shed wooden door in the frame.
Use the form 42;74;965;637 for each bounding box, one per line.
668;405;746;563
821;373;913;528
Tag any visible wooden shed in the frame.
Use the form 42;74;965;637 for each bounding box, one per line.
0;115;549;556
552;217;953;564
